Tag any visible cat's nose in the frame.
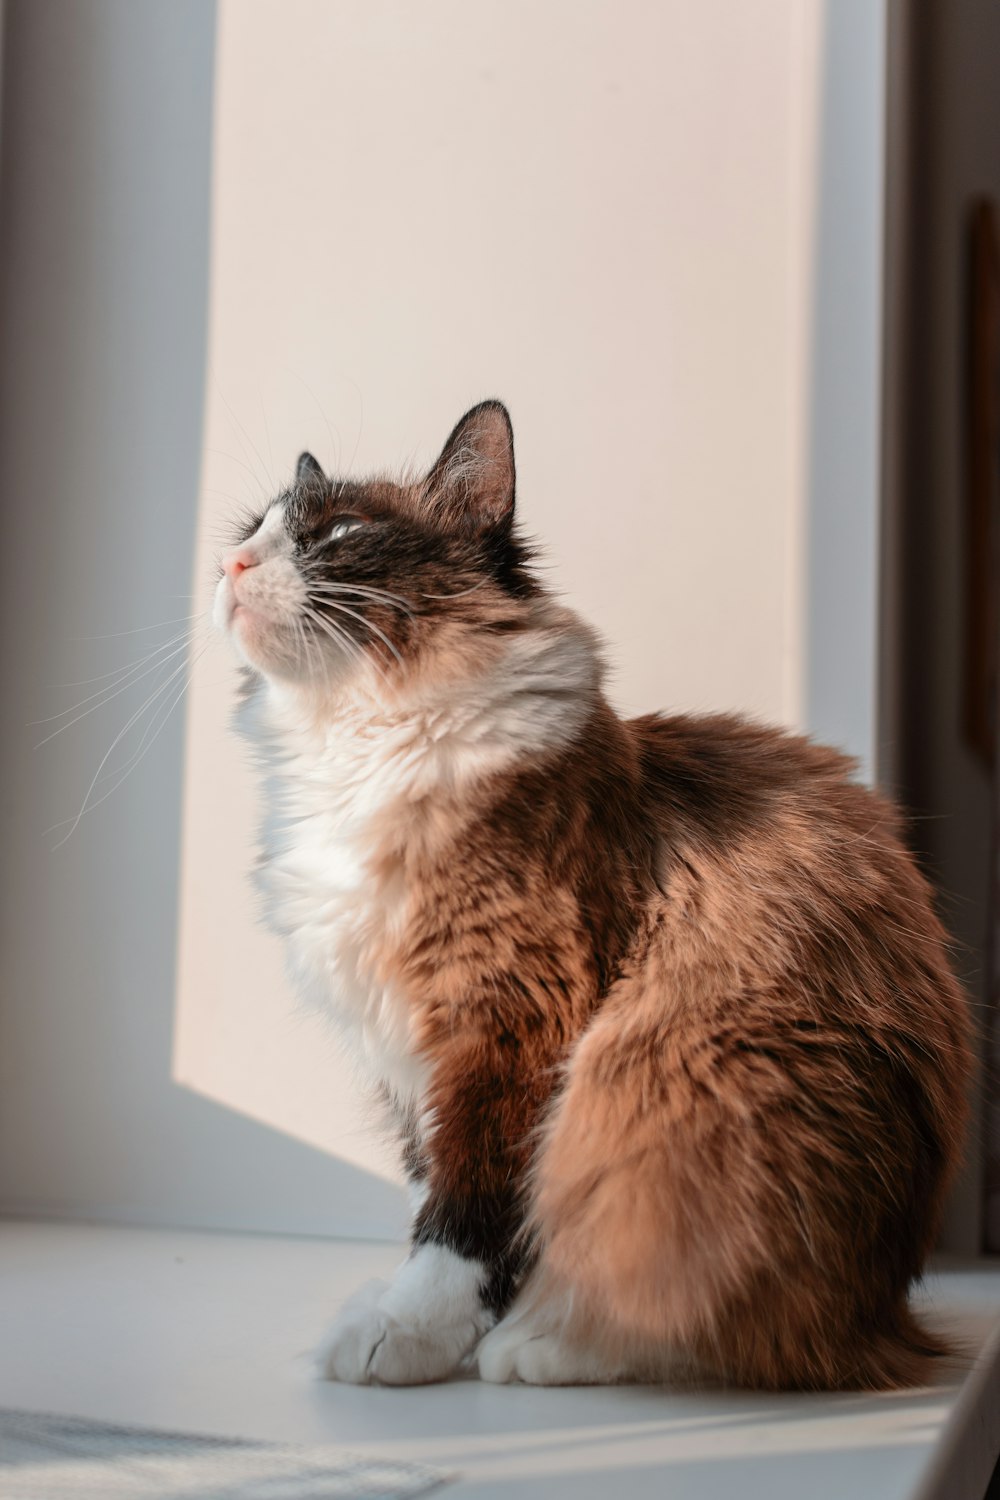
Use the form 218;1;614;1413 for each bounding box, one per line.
222;546;255;580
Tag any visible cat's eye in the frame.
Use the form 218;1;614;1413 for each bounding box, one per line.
328;515;367;542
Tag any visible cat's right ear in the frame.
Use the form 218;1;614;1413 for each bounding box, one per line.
424;401;515;530
296;451;326;486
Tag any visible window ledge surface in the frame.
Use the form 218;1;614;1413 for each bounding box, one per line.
1;1221;998;1499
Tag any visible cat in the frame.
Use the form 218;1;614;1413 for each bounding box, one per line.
214;400;972;1390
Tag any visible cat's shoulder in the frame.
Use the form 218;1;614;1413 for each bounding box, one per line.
629;709;856;783
626;709;896;845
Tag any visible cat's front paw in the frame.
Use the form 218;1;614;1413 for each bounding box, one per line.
318;1279;390;1384
318;1277;481;1386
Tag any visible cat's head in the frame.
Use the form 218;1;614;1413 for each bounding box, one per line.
214;401;541;693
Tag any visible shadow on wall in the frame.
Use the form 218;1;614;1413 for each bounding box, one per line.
0;0;406;1238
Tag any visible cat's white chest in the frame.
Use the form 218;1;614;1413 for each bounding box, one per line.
253;704;427;1107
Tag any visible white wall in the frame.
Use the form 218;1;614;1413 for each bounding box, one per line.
0;0;888;1238
174;0;830;1234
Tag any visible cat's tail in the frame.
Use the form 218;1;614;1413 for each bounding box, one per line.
525;991;960;1391
837;1301;956;1391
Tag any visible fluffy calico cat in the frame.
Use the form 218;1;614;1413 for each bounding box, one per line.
215;400;971;1390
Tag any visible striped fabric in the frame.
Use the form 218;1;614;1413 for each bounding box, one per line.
0;1409;450;1499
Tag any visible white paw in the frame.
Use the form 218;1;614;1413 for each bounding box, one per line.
318;1262;487;1386
320;1306;474;1385
477;1311;623;1386
318;1279;388;1384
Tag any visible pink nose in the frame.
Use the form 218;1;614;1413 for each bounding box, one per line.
223;547;255;580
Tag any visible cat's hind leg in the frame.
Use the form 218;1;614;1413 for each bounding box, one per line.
476;1280;623;1386
476;1272;692;1385
490;971;951;1391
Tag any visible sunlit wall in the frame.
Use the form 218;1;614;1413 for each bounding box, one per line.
0;0;889;1239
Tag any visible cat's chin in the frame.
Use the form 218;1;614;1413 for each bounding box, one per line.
219;616;315;690
240;638;362;701
223;610;285;673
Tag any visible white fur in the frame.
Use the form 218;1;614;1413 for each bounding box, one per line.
320;1244;491;1385
249;688;433;1105
247;502;287;550
477;1297;627;1386
476;1280;701;1387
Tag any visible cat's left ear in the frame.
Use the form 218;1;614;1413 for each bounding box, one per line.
424;400;515;528
296;451;326;486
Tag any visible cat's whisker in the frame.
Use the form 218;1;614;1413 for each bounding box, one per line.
322;583;415;613
213;381;277;496
283;366;341;475
307;584;410;608
306;580;415;615
41;624;202;703
286;611;312;677
297;617;334;684
205;446;272;502
303;596;401;672
307;596;414;629
300;604;373;676
259;393;276;489
52;617;207;687
95;649;200;790
291;616;312;677
302;606;392;689
346;378;364;477
80;610;208;643
33;627;207;744
47;639;209;847
47;676;200;842
310;598;404;668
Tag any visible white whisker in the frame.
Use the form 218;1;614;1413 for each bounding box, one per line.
50;619;207;689
47;663;201;838
34;627;206;744
305;581;414;615
301;604;363;661
47;639;208;847
313;597;404;668
305;591;407;669
300;604;387;683
95;649;196;787
41;624;201;703
82;610;207;642
214;380;276;495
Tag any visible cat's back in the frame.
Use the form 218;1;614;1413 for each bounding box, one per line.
628;709;910;885
626;709;961;1021
630;709;870;839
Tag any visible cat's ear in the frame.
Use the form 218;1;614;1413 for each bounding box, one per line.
296;451;325;486
424;400;515;528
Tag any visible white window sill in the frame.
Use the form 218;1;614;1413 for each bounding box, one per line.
1;1221;998;1499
